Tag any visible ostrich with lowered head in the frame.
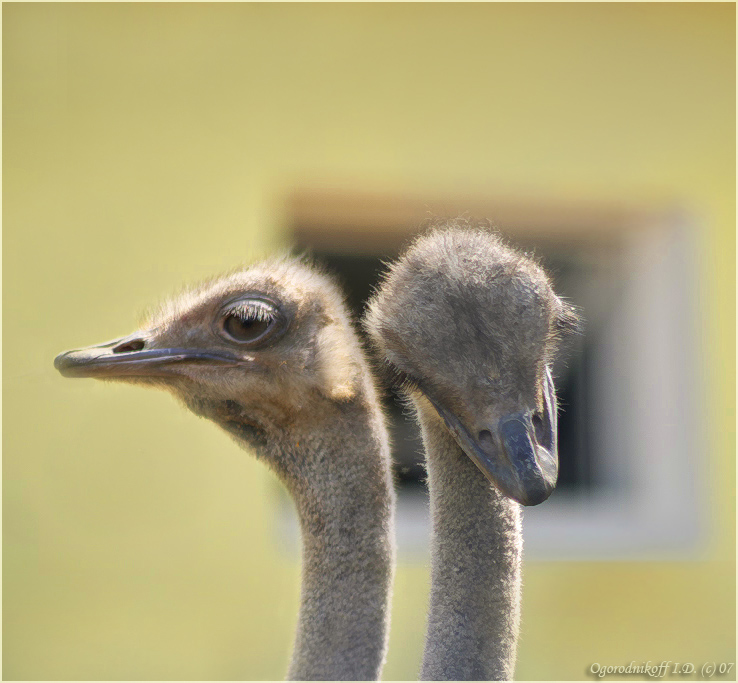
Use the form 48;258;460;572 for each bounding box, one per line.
55;258;396;681
365;225;578;680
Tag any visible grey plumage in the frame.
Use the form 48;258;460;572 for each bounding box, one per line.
55;258;396;681
365;223;576;680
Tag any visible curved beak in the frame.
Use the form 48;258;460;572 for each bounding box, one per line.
422;366;559;506
54;333;241;379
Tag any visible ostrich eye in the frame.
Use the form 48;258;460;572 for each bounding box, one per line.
219;300;279;345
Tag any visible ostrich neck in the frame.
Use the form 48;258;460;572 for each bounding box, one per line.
417;401;522;681
224;399;395;681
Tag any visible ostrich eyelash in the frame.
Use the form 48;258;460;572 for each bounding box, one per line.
227;300;277;323
383;359;421;394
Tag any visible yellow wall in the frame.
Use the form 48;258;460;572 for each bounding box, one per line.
4;4;734;680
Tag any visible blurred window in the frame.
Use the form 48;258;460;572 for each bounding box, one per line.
284;189;701;560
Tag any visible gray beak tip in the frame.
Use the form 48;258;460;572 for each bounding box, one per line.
514;467;557;506
54;350;84;377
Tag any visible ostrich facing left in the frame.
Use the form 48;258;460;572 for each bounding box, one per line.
54;258;396;681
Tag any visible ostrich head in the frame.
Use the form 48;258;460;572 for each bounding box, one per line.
55;258;368;461
365;226;578;506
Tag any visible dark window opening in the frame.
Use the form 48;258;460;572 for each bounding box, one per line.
299;243;593;494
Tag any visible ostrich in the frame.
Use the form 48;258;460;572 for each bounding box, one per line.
364;225;577;681
54;258;396;681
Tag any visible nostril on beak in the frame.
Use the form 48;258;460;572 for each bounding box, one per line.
532;412;545;443
112;339;146;354
478;429;494;452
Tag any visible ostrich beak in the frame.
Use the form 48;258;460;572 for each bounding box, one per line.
54;333;241;379
422;366;559;506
